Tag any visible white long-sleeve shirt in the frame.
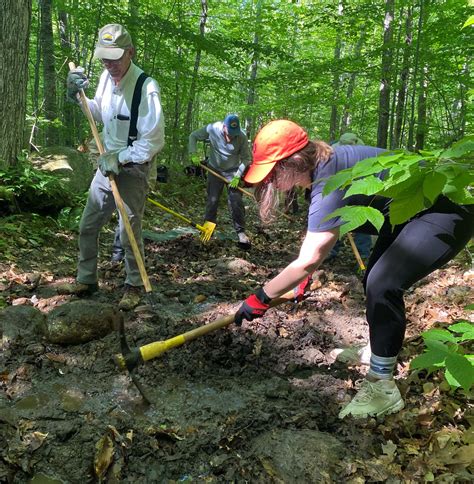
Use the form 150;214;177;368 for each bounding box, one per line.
87;62;165;164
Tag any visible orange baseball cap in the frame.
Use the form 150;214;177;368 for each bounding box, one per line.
245;120;309;184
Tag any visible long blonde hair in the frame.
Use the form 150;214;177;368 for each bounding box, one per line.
254;140;332;223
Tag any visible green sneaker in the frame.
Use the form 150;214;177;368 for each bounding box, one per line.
331;342;371;366
339;379;404;419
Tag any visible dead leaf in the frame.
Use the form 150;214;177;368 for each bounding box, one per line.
94;434;114;479
382;440;397;459
194;294;207;303
253;339;263;357
25;431;48;451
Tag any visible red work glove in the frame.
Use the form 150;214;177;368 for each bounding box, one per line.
235;288;271;326
293;275;312;303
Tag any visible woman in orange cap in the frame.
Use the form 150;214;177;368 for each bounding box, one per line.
235;120;473;419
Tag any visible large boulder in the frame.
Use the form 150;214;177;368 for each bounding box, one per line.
0;305;46;349
31;146;95;193
43;300;121;344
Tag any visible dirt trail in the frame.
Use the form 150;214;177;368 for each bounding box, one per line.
1;200;472;482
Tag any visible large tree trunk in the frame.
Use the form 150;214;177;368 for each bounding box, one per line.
40;0;58;146
0;0;32;168
407;0;426;150
340;26;366;131
329;2;343;143
376;0;394;149
245;0;263;141
415;67;428;150
182;0;208;163
393;8;412;148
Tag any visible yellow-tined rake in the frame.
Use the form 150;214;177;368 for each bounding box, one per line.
147;196;216;243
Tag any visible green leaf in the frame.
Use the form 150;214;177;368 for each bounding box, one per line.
449;321;474;333
423;171;447;204
465;304;474;311
410;351;446;370
343;176;384;198
351;159;385;177
442;171;474;204
445;353;474;391
440;136;474;159
423;328;459;343
322;169;353;196
322;206;384;236
389;189;425;226
462;15;474;29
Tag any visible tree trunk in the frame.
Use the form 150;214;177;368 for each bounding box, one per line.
182;0;208;163
58;10;74;146
407;0;426;150
329;2;343;143
340;26;366;131
393;7;412;148
376;0;394;149
40;0;58;146
415;67;428;150
0;0;32;168
245;0;263;141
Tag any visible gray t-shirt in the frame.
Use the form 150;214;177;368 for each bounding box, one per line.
308;145;389;234
188;121;251;176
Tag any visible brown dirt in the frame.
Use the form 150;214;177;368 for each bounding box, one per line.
0;178;473;482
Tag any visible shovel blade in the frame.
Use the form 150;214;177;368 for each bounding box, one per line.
199;221;216;243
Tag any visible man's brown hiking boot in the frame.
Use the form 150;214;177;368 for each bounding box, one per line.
57;282;99;296
119;285;142;311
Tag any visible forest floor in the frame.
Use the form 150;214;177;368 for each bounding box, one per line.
0;170;473;483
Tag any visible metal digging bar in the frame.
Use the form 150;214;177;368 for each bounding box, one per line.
68;62;156;307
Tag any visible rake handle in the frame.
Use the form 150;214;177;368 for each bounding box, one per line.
69;62;152;293
147;197;205;232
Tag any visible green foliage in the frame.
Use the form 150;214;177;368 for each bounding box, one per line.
322;136;474;235
410;312;474;392
0;162;80;213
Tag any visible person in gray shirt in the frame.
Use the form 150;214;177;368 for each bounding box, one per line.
189;114;251;247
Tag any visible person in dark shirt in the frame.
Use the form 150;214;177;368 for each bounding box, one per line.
235;120;473;419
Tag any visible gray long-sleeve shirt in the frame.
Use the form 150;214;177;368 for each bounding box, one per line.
188;121;251;176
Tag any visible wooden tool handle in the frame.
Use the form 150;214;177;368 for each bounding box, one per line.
347;232;366;271
69;62;152;293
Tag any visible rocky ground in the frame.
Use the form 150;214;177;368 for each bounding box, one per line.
0;172;473;483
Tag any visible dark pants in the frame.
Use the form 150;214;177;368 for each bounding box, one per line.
205;171;245;234
363;197;473;357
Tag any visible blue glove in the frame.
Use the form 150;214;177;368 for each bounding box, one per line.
98;151;120;177
229;175;241;188
66;67;89;103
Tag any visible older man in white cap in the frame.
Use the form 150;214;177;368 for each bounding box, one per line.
65;24;165;310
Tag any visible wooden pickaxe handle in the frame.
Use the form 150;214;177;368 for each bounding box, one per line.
116;279;322;369
199;163;255;199
199;163;293;222
347;232;366;271
68;62;152;293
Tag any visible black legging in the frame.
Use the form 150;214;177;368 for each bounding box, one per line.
362;197;473;357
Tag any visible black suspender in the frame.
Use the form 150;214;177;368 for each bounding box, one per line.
127;72;149;147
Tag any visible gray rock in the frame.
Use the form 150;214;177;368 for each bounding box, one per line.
252;429;344;482
44;301;122;344
0;306;46;349
31;146;95;193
